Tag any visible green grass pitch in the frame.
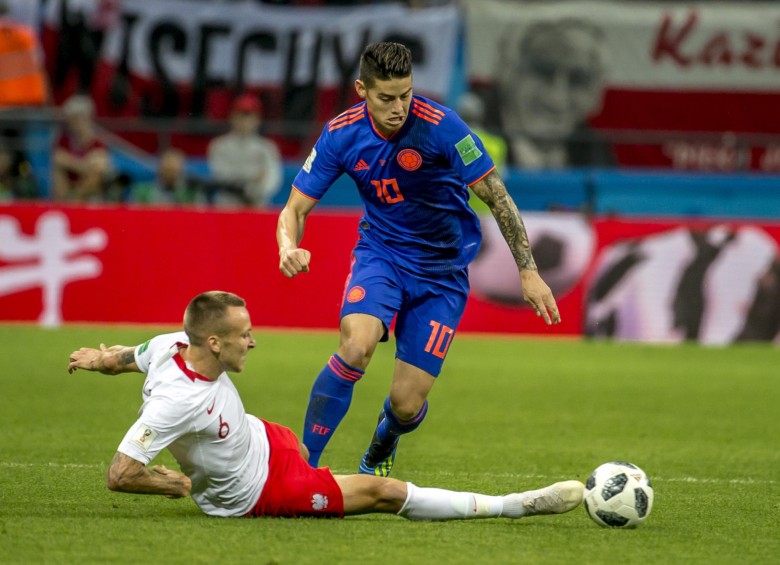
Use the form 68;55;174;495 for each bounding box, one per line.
1;325;778;564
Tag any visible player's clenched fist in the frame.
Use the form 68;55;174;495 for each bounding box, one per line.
279;248;311;278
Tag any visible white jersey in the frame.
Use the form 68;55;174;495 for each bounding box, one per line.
117;331;269;517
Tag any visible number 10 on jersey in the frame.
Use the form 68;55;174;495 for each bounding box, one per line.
425;320;454;359
371;178;404;204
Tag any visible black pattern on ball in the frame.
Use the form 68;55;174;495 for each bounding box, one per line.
634;488;649;517
601;473;628;500
586;474;596;490
596;509;630;527
610;461;637;469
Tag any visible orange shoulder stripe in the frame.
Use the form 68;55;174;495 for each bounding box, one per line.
332;106;364;122
411;108;441;125
414;100;445;117
329;113;365;132
411;102;443;124
328;107;366;131
413;107;443;123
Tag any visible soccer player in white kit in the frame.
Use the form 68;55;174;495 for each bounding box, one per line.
68;291;583;520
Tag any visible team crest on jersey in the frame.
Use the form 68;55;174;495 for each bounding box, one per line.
312;493;329;510
397;149;422;171
129;422;158;451
346;286;366;303
303;147;317;173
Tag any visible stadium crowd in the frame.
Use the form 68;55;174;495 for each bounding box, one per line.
0;0;467;207
1;0;776;207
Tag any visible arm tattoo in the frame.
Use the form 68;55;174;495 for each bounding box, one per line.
108;453;120;484
101;346;140;374
107;452;127;486
107;452;146;489
472;171;537;271
118;348;136;369
107;452;185;496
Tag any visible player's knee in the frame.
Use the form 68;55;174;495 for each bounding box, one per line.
298;441;310;461
337;338;376;369
389;396;425;422
374;478;408;511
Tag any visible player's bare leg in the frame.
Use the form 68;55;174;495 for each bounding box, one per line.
359;360;435;476
337;314;385;370
302;314;384;466
334;475;585;520
387;359;436;420
335;474;407;514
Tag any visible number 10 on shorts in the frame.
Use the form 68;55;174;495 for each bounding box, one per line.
425;320;455;359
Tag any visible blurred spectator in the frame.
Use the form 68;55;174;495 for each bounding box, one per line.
0;0;48;108
128;148;205;205
0;140;37;201
207;94;282;207
495;18;615;169
52;94;112;202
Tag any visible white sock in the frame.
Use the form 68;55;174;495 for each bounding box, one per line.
500;493;528;518
398;482;508;521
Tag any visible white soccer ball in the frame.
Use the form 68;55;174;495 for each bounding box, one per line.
584;461;654;528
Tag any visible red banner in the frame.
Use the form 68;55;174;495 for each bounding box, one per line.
1;204;778;344
0;204;358;328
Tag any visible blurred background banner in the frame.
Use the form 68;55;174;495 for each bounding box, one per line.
463;0;780;172
2;0;779;346
41;0;458;123
0;203;359;329
2;204;778;345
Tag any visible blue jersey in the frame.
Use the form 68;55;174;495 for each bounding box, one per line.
293;95;495;274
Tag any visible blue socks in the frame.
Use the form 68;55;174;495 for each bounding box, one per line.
376;395;428;445
302;354;364;466
302;357;429;467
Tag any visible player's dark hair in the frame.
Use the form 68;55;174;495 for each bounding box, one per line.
184;291;246;345
359;42;412;88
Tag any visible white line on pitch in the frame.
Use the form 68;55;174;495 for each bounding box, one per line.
1;462;104;469
2;462;775;485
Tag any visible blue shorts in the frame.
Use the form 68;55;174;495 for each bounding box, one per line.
340;241;469;377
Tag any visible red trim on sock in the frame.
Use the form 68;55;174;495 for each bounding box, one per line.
328;355;363;382
400;401;428;425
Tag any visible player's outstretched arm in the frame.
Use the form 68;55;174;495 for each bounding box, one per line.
68;344;141;375
277;189;317;278
470;170;561;324
107;452;191;499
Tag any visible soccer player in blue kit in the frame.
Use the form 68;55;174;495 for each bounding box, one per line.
277;42;560;476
